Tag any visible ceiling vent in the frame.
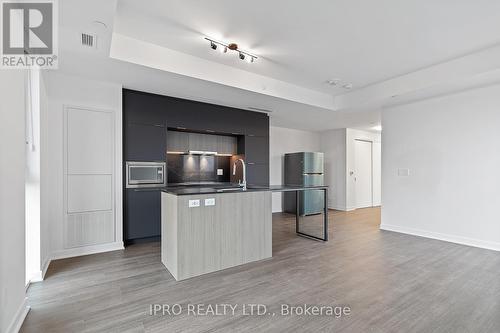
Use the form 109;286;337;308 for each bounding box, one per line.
248;107;273;113
81;33;97;48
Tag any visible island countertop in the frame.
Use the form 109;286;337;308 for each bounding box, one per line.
161;184;328;196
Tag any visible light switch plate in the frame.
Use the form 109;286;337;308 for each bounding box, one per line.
217;169;223;176
205;198;215;206
188;199;200;208
398;168;410;177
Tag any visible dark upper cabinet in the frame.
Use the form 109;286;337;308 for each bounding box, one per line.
125;123;166;161
123;90;166;126
166;130;237;154
124;189;161;241
217;135;237;155
247;163;269;185
242;112;269;136
167;130;189;152
244;136;269;164
188;133;218;151
123;89;269;136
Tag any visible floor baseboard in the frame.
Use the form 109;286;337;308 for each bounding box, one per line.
380;224;500;252
51;241;125;260
6;297;30;333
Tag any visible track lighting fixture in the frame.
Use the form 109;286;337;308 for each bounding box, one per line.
326;79;354;90
205;37;257;63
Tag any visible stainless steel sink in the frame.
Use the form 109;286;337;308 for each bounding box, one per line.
216;187;245;192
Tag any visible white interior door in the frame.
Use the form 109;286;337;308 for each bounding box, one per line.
354;140;373;209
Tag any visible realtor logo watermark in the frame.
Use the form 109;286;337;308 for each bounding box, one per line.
1;0;58;68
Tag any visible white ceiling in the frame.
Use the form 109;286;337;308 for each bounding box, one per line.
55;0;500;131
114;0;500;93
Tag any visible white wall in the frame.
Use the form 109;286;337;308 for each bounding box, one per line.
45;72;123;258
25;70;41;284
320;129;346;210
40;72;51;276
0;71;29;333
269;126;321;212
24;69;52;283
381;84;500;251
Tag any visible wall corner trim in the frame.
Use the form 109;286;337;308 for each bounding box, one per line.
380;224;500;252
41;257;51;279
6;297;30;333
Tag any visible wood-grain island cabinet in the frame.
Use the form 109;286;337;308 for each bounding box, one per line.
161;191;272;280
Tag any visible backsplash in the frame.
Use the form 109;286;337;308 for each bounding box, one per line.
167;154;231;184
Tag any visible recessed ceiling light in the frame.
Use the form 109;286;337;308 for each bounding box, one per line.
342;83;353;89
326;79;341;86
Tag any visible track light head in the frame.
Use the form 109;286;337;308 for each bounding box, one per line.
205;37;257;63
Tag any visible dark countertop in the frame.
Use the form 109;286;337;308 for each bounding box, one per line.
162;184;328;196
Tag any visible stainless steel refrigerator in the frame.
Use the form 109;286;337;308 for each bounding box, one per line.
284;152;324;215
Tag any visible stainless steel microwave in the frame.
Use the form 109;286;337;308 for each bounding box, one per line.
126;161;166;188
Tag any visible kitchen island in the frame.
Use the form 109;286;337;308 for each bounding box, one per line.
161;185;328;281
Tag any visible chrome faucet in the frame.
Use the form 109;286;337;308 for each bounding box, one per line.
232;158;247;190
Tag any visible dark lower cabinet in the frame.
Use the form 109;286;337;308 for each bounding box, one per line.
124;188;161;242
125;123;166;161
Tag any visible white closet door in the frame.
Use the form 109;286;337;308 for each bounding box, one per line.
354;140;373;209
64;106;114;248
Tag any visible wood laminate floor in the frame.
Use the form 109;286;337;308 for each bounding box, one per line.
22;208;500;332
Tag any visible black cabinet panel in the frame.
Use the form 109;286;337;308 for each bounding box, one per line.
217;135;237;154
123;90;167;126
242;112;269;136
247;163;269;185
125;123;166;161
244;136;269;164
167;130;189;152
188;132;218;151
124;189;161;241
123;89;268;135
